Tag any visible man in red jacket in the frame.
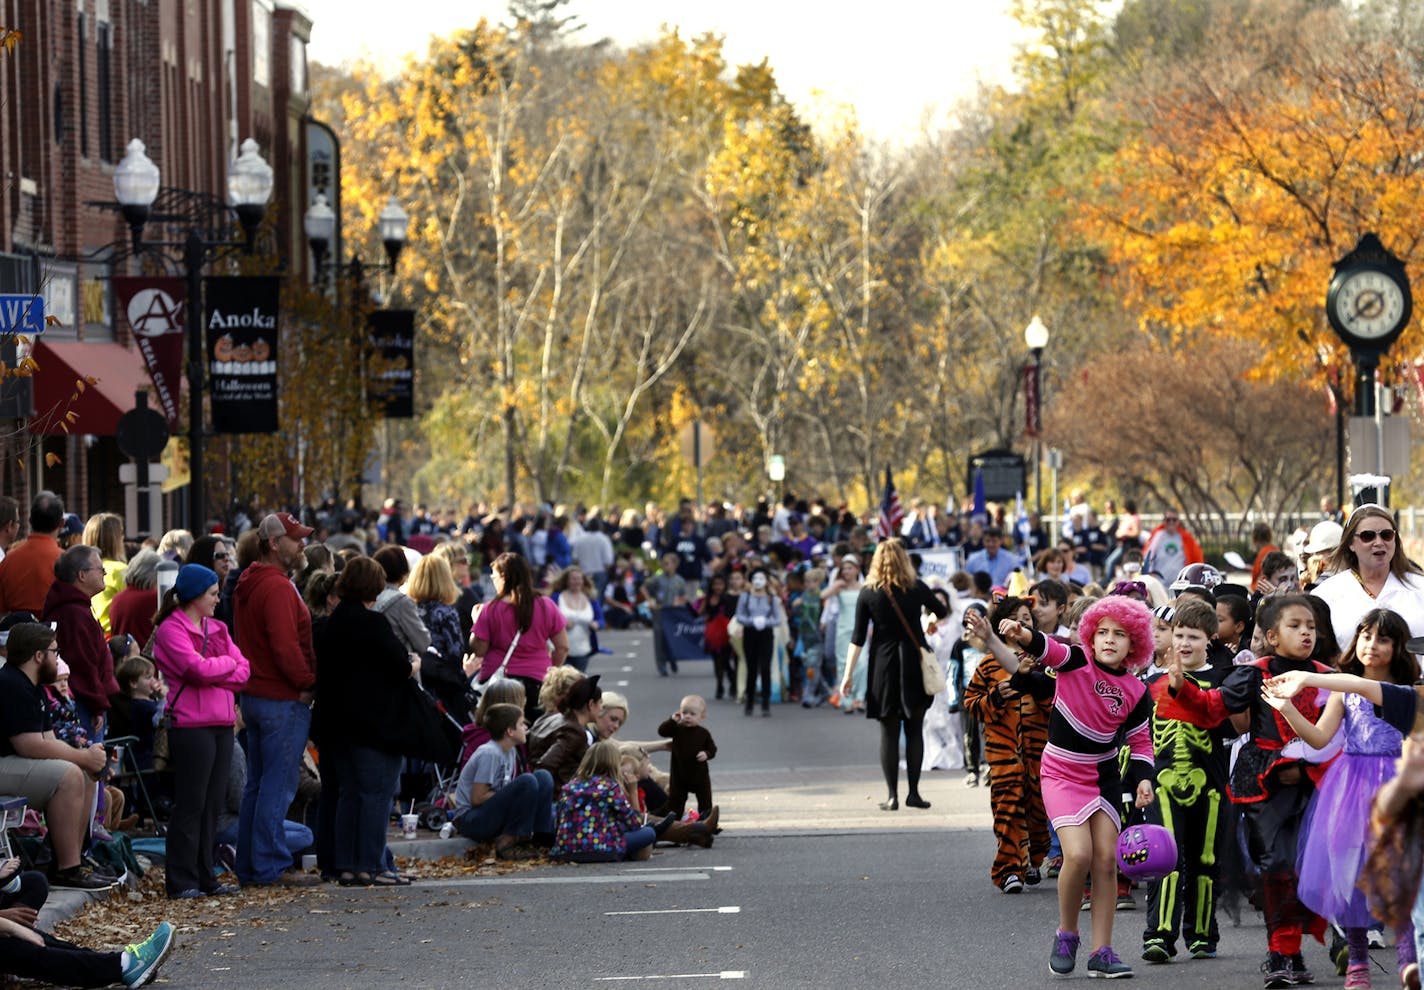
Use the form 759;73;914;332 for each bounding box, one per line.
0;491;65;614
233;512;320;887
41;545;118;741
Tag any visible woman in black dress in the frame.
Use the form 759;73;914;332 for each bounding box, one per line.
840;538;947;811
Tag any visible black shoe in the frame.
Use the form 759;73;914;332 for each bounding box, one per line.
51;865;120;890
651;813;678;837
715;687;725;700
1286;954;1313;985
744;708;754;717
761;708;771;717
1262;952;1291;989
905;795;931;809
669;661;678;673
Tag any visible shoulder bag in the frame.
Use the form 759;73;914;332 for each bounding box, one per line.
886;590;946;696
465;624;523;710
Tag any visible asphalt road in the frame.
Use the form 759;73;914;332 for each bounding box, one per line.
157;629;1373;989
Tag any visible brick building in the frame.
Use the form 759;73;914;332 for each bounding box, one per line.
0;0;313;531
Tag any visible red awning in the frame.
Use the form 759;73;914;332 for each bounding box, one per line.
27;340;154;436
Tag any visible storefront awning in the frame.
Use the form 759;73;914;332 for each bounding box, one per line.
27;340;153;436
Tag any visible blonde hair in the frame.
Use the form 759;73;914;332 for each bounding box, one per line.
433;541;470;573
618;754;641;805
407;553;459;605
600;690;629;723
474;677;527;725
83;513;126;562
538;665;586;715
158;529;193;558
575;739;623;780
865;538;916;592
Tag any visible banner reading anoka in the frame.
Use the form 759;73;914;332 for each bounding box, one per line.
205;276;280;434
114;277;185;430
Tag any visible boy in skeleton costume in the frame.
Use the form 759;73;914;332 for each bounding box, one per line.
1141;598;1235;962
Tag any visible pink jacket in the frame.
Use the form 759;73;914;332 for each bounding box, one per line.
152;612;251;729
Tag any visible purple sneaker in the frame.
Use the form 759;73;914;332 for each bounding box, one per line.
1051;930;1081;976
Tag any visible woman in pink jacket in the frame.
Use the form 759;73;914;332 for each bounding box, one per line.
152;564;250;899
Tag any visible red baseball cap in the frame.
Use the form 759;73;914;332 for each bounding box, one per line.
257;512;314;542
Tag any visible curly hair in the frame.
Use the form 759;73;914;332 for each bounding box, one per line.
1079;595;1155;671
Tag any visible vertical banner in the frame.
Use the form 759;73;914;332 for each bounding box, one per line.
1023;362;1040;437
114;277;185;430
367;308;415;419
205;275;280;434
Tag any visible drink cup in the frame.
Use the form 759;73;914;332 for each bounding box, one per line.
401;813;419;839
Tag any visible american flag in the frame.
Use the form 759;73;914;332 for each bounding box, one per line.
877;466;905;541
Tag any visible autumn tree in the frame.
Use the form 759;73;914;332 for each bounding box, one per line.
1044;338;1334;534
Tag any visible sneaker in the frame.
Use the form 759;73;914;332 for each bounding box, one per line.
1187;941;1216;959
51;865;120;890
1287;954;1314;985
1002;874;1024;894
963;773;979;788
1087;945;1133;978
1044;855;1063;878
1262;952;1292;989
1116;891;1136;910
1344;962;1371;989
1329;926;1349;976
214;843;238;876
203;883;240;896
1025;866;1042;886
1142;940;1173;964
1080;890;1093;911
169;888;204;900
1050;929;1081;976
122;921;176;987
1369;927;1388;950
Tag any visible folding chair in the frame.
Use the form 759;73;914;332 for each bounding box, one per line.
103;735;164;835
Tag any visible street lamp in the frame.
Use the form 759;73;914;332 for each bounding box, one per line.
304;194;408;286
111;136;274;531
1024;315;1049;517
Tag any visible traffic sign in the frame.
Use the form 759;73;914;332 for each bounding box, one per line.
0;295;44;336
116;392;170;460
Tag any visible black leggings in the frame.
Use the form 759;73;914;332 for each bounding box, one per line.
0;932;122;987
743;628;775;711
880;713;925;800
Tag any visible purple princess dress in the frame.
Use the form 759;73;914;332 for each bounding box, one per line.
1296;691;1401;927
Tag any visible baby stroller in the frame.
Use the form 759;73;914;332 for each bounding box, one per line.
406;687;466;832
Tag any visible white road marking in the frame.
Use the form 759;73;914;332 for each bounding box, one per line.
620;665;634;672
605;906;740;916
428;871;710;887
625;652;639;658
595;973;745;982
616;680;629;687
620;866;733;873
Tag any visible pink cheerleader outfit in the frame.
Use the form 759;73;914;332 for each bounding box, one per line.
1024;598;1156;829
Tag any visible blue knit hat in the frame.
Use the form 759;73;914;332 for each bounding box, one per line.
174;564;219;603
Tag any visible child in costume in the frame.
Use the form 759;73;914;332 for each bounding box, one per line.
973;595;1156;979
1166;594;1335;989
656;695;718;819
1263;607;1421;989
1141;596;1234;963
962;595;1050;895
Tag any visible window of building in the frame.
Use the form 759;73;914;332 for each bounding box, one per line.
290;35;306;96
97;21;113;162
78;11;89;158
252;1;271;89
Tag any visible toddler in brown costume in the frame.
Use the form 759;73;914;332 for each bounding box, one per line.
657;695;717;818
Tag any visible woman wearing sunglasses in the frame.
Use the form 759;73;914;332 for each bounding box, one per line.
1311;505;1424;653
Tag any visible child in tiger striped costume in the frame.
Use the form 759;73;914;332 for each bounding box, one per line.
962;595;1051;893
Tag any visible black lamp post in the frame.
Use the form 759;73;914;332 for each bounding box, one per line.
1024;315;1049;517
303;194;409;505
110;137;274;531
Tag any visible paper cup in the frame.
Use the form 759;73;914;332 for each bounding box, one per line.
401;813;419;839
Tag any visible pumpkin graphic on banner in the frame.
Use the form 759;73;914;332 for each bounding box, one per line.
204;276;280;434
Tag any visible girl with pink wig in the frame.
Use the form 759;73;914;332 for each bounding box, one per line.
971;594;1157;980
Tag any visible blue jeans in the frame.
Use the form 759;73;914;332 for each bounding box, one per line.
236;695;311;884
216;819;312;859
73;698;105;744
453;770;554;841
332;743;402;875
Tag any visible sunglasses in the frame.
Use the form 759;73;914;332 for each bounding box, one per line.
1356;528;1396;544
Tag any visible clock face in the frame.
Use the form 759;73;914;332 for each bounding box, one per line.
1334;268;1407;340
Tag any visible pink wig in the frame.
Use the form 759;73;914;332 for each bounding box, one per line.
1079;595;1155;672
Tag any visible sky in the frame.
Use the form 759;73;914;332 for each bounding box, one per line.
296;1;1032;143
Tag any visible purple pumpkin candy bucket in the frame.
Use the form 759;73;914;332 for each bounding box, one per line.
1116;822;1178;882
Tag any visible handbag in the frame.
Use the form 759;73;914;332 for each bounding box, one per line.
886;591;946;696
397;681;462;764
153;623;204;771
465;627;523;710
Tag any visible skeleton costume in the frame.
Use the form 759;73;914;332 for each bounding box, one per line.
1142;663;1234;959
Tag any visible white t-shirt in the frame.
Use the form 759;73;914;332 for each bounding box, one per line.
1311;569;1424;652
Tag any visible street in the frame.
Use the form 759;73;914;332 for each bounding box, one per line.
156;630;1350;988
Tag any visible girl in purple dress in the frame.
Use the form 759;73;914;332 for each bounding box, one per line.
1263;607;1421;990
